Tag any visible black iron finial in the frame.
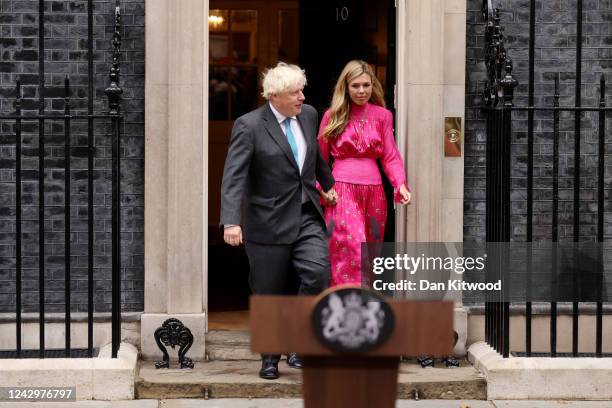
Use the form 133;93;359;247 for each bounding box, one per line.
500;59;518;107
600;74;606;108
105;1;123;114
481;0;493;21
15;80;22;112
64;77;71;103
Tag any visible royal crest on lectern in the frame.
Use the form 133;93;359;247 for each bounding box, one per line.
312;287;395;353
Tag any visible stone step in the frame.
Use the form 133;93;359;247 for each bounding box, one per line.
135;360;487;400
205;330;259;361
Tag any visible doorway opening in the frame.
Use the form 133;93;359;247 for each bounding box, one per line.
207;0;397;330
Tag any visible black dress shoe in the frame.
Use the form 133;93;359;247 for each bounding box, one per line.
417;355;434;368
287;352;303;369
442;356;460;368
259;359;279;380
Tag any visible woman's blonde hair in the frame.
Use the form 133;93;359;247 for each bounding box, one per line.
321;60;385;140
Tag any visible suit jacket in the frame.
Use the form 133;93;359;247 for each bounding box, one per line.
220;103;335;244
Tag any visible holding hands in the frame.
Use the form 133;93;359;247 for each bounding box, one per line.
320;187;338;206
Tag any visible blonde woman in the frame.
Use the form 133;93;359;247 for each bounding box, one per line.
318;60;411;286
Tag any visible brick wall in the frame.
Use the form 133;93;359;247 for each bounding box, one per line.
465;0;612;243
0;0;144;313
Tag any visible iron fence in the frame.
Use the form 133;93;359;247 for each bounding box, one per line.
481;0;611;358
0;0;123;358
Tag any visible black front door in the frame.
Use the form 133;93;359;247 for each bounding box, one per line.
299;0;397;240
299;0;396;112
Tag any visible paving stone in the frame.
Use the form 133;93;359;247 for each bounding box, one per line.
162;399;496;408
397;402;493;408
160;399;303;408
0;401;158;408
492;401;612;408
159;401;612;408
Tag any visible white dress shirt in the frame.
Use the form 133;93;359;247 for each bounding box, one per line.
269;102;307;173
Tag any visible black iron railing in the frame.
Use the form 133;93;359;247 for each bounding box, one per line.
481;0;611;358
0;0;123;359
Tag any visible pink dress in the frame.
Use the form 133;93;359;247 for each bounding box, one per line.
318;102;408;286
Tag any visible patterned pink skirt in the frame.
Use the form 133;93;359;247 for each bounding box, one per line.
325;182;387;286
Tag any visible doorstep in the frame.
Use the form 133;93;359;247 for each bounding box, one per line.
135;359;486;400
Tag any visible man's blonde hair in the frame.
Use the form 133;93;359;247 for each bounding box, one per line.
261;62;307;99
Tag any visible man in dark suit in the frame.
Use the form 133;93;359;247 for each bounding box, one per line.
220;62;337;380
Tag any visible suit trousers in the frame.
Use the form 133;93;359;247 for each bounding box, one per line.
244;201;331;296
245;202;330;365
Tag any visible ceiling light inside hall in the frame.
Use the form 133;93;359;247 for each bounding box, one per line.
208;15;224;29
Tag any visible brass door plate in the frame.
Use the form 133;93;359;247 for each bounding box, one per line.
444;117;462;157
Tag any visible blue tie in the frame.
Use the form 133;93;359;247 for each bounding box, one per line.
283;118;299;168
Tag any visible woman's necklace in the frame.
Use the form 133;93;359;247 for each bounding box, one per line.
351;104;369;152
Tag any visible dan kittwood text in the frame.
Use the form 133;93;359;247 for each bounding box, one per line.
370;253;503;293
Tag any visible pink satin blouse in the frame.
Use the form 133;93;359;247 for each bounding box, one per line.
318;102;408;190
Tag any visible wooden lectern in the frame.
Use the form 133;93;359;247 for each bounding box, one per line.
250;287;454;408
